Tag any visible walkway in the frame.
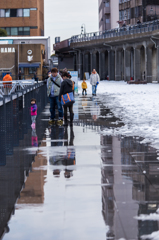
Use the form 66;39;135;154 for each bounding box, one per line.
1;95;159;240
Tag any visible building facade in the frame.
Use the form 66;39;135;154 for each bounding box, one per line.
0;43;45;80
99;0;119;31
119;0;159;26
0;0;44;37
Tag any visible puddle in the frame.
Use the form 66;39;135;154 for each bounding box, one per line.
1;96;159;240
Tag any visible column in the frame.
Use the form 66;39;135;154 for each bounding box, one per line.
144;45;147;81
133;47;136;81
146;47;152;83
108;50;115;80
123;47;126;81
125;49;131;82
82;52;85;79
90;51;93;73
134;47;140;80
156;45;159;82
98;50;102;79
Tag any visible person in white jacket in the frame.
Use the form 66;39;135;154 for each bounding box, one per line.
90;69;100;96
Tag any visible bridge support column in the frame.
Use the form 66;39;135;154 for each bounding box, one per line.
134;48;140;80
108;50;115;80
115;49;122;81
124;49;131;81
98;51;102;79
90;51;93;73
146;47;152;83
157;46;159;82
82;52;85;79
78;50;83;80
92;52;96;70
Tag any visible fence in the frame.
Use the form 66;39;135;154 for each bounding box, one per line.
0;80;39;98
71;19;159;43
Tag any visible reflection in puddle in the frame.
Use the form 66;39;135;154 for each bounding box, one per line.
1;96;159;240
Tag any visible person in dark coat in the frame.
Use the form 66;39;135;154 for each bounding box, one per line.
59;72;74;127
18;70;22;80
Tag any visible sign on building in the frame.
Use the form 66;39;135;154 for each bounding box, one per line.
69;71;78;95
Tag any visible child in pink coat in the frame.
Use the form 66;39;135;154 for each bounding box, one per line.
31;98;37;129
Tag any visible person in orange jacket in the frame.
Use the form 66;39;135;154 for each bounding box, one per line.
3;73;12;95
81;79;87;96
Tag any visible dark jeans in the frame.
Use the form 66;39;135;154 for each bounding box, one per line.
49;96;63;120
82;89;87;95
63;105;74;123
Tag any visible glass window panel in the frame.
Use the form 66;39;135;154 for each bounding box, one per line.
10;9;17;17
17;9;22;17
6;28;11;36
5;9;10;17
18;27;23;35
23;9;30;17
11;27;18;36
0;9;5;17
24;27;30;35
29;67;37;74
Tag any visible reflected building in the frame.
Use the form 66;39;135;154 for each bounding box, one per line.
101;134;159;239
0;85;47;239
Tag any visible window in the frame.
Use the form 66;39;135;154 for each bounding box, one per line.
30;8;37;11
18;27;24;35
23;9;30;17
105;2;109;7
29;67;37;74
11;27;18;36
10;9;17;17
106;18;110;23
0;9;5;17
24;27;30;35
6;28;11;36
5;9;10;17
17;9;23;17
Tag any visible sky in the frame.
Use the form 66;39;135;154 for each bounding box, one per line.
44;0;99;52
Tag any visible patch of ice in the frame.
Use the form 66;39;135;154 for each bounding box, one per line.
141;230;159;239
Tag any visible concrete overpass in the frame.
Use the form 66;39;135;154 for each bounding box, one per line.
54;20;159;82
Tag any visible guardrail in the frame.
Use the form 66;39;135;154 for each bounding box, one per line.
0;80;37;97
71;19;159;43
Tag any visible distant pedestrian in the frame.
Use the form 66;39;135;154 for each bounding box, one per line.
31;98;37;129
3;73;12;95
59;71;75;127
18;70;22;80
47;67;63;125
90;69;100;96
34;71;38;83
82;79;87;95
137;19;141;24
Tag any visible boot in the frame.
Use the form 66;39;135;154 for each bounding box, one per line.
63;113;68;127
70;113;74;127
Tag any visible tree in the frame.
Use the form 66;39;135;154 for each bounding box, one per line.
0;28;7;37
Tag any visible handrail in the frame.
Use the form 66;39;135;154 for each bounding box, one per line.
70;19;159;44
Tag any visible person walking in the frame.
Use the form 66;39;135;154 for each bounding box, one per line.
82;79;87;95
90;69;100;96
59;72;75;127
47;68;63;125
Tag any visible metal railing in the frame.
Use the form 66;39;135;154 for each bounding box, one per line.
0;80;37;97
70;19;159;43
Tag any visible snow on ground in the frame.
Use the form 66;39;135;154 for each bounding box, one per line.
140;230;159;240
78;80;159;150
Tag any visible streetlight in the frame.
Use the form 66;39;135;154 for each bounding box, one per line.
81;24;86;35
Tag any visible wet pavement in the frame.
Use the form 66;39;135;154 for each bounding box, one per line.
1;96;159;240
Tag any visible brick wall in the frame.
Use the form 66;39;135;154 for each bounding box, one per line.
0;0;44;36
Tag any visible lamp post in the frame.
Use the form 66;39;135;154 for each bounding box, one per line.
81;24;86;35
